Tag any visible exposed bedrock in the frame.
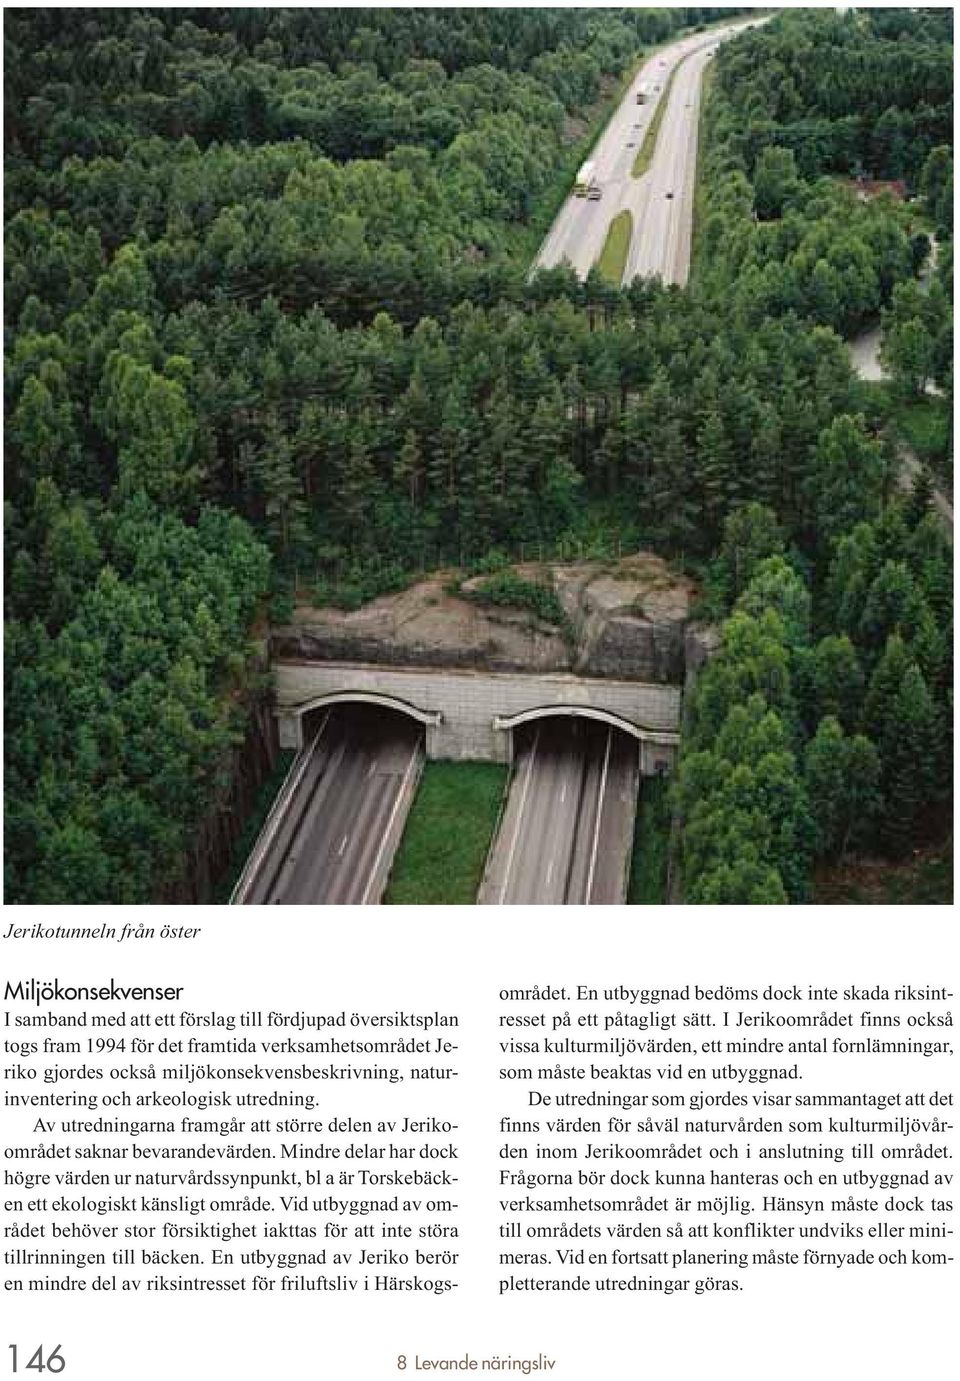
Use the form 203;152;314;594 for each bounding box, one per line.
272;553;702;685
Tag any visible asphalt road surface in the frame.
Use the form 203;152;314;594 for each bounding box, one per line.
533;18;760;287
233;706;423;905
479;719;639;905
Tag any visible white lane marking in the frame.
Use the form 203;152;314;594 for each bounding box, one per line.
498;727;541;905
539;27;722;279
560;780;567;804
546;858;555;888
231;711;329;903
360;737;422;905
623;23;753;285
338;835;349;857
584;729;613;905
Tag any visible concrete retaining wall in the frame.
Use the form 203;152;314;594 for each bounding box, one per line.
274;660;681;774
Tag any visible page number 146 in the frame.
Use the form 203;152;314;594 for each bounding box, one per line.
8;1346;65;1374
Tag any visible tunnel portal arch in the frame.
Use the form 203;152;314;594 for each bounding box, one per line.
299;690;443;734
493;704;651;744
492;705;679;773
274;662;682;771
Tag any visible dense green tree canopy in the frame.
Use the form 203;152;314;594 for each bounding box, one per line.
4;7;952;902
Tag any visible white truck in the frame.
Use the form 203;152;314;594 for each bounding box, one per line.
574;159;601;198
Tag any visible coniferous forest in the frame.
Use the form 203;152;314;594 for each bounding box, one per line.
4;8;953;903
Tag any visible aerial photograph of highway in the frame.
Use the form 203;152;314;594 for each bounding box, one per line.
5;7;953;906
533;16;756;285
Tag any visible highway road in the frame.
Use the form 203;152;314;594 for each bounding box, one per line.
533;18;759;287
478;719;639;905
232;706;423;905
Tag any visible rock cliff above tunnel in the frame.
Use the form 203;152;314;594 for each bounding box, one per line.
271;553;700;685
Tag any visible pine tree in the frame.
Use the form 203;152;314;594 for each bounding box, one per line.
695;407;734;541
863;633;912;747
857;560;928;657
395;429;424;509
338;423;378;541
9;371;79;491
882;317;934;399
648;418;697;551
243;420;309;559
719;502;785;603
805;717;880;859
526;387;568;493
904;466;934;529
748;404;783;509
736;557;811;650
806;635;864;734
812;414;885;550
881;665;941;855
428;388;471;540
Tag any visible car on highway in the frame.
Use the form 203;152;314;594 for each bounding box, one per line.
666;191;674;200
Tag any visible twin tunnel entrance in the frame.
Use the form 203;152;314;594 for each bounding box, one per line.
278;696;643;906
236;691;669;904
298;690;657;764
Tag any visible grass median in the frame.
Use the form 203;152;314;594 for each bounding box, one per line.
384;761;509;904
632;58;682;179
597;209;633;285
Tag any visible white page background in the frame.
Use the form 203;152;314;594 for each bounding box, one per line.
3;904;956;1380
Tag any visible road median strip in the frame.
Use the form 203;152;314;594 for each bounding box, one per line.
597;209;634;285
384;761;508;905
632;55;684;179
